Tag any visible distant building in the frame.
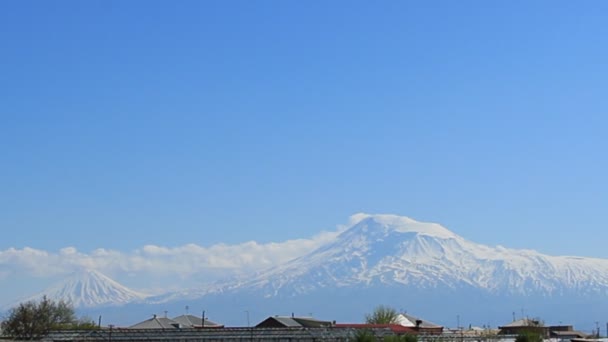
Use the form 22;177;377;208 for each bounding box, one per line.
395;313;444;335
172;314;223;328
255;316;334;328
128;315;181;329
498;319;587;339
334;312;442;335
129;314;223;329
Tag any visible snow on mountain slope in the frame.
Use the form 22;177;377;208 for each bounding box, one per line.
206;213;608;299
12;214;608;310
20;269;147;308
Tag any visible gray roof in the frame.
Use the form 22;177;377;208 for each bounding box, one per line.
129;316;180;329
399;313;443;328
172;315;222;328
551;330;586;337
272;317;303;327
292;317;334;328
500;318;543;328
255;316;333;328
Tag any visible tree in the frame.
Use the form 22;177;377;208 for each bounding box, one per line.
352;329;375;342
515;331;543;342
1;296;81;340
384;334;419;342
365;305;399;324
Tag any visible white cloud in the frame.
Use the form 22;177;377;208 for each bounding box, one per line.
59;247;78;255
0;227;345;281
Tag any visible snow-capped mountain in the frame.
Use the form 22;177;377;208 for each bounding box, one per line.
176;213;608;299
9;214;608;327
20;269;147;308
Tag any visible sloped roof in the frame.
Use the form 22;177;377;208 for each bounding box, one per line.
172;315;222;328
256;316;302;328
129;316;179;329
500;318;543;328
551;330;587;338
292;317;334;328
255;316;333;328
396;313;443;328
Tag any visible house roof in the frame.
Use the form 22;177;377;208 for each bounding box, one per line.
291;317;334;328
255;316;300;328
500;319;543;328
255;316;333;328
551;330;587;338
129;316;179;329
172;315;222;328
396;313;443;328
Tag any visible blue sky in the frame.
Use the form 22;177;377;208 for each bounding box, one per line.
1;0;608;268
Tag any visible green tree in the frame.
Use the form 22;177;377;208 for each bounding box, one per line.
72;317;98;330
365;305;399;324
353;329;376;342
384;334;418;342
515;331;543;342
1;296;83;340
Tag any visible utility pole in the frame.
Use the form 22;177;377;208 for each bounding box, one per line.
245;310;253;341
595;322;600;337
202;310;205;328
108;324;114;342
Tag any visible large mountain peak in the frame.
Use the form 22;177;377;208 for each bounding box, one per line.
346;213;459;240
204;214;608;302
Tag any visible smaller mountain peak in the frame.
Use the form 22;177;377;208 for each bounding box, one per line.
66;268;110;281
347;213;459;239
15;269;147;309
76;268;101;275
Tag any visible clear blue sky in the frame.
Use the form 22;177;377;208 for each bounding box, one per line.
1;1;607;257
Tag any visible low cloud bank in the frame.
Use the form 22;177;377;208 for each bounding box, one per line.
0;229;343;280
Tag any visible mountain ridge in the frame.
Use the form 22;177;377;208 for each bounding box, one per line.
7;214;608;329
142;214;608;304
